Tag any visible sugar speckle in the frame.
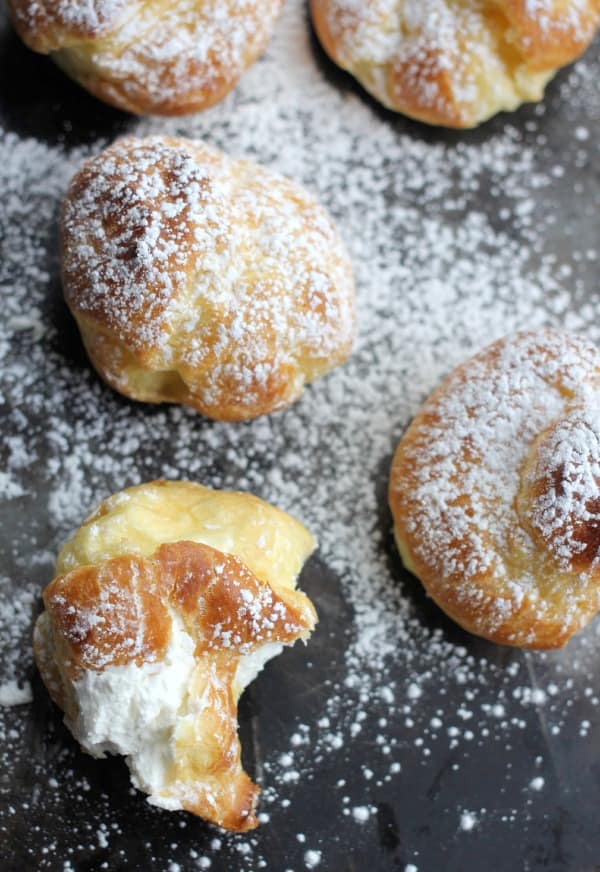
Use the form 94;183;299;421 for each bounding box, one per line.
351;805;371;823
459;811;478;831
304;849;322;869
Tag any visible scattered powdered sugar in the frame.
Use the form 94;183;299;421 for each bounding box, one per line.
459;810;478;831
351;804;372;823
0;576;38;718
0;679;33;707
0;470;26;499
523;0;591;33
303;848;322;868
1;1;599;869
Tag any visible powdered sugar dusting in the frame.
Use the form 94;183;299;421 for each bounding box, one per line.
62;138;222;352
390;329;600;644
9;0;132;47
524;0;591;33
62;135;354;418
22;0;282;114
1;1;600;868
10;0;283;112
73;0;281;108
317;0;599;125
527;403;600;570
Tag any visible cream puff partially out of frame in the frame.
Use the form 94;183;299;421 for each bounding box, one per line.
8;0;284;115
34;480;317;832
60;135;355;421
311;0;600;128
389;330;600;649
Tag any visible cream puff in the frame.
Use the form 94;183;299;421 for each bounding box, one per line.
390;329;600;648
8;0;284;115
60;136;355;421
311;0;600;127
34;480;318;831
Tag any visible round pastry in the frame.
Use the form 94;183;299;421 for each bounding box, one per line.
34;480;317;832
389;329;600;649
61;135;355;422
7;0;283;115
310;0;600;128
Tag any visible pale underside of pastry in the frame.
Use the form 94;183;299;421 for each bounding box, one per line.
7;0;284;115
33;480;317;831
60;135;355;422
389;329;600;649
311;0;600;127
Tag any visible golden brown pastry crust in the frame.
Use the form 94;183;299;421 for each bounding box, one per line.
8;0;284;116
311;0;600;128
389;330;600;649
34;480;317;832
61;135;355;422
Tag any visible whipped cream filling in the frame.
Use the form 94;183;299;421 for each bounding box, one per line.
68;618;196;805
39;610;288;810
234;641;284;697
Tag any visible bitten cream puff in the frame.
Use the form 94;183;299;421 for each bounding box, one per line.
34;480;318;831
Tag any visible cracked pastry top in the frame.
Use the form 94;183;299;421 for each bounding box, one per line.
60;135;355;421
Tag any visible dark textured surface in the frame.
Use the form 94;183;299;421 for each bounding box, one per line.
1;5;600;872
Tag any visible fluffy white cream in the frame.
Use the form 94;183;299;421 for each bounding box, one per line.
234;642;284;697
38;604;292;812
68;619;196;805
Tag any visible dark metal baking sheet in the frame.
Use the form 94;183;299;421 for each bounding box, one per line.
1;5;599;871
